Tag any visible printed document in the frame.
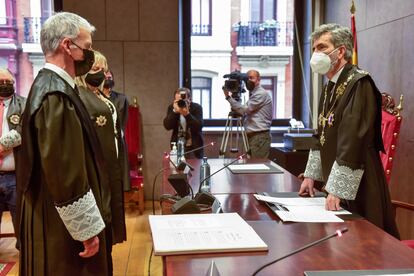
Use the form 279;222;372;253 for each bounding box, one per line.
149;213;268;255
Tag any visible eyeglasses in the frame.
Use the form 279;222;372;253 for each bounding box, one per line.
70;40;93;51
0;80;14;85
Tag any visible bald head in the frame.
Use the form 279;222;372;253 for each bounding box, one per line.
0;68;14;81
0;68;15;98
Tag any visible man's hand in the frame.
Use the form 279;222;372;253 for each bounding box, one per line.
222;87;231;98
173;100;190;116
79;236;99;258
298;177;318;197
325;194;341;211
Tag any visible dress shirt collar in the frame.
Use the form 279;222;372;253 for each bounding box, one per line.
44;63;76;89
329;65;345;84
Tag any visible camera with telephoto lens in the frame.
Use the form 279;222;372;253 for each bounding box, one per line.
222;70;248;101
177;90;187;108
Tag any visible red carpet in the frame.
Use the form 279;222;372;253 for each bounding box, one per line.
0;262;15;276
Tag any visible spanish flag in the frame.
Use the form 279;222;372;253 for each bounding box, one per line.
350;0;358;65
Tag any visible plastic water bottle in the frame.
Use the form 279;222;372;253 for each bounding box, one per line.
199;156;211;193
170;142;177;168
177;137;185;164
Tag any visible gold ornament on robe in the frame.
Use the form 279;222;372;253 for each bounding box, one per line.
95;115;107;127
318;72;355;146
9;114;21;125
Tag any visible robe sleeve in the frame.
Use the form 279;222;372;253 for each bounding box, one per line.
303;149;323;181
34;94;105;241
325;78;376;200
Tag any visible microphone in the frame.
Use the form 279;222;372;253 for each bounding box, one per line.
175;142;215;172
194;154;245;206
183;142;215;156
251;227;349;275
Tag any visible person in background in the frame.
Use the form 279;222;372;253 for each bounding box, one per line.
102;70;131;191
299;23;399;238
17;12;113;275
223;69;273;158
103;70;129;134
0;68;26;240
163;87;204;159
75;50;127;250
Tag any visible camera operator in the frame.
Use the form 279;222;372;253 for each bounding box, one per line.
223;70;272;158
163;87;204;159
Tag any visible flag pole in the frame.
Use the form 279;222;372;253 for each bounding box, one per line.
350;0;358;65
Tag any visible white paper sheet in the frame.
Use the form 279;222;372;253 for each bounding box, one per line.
254;194;326;206
228;164;270;171
275;209;344;223
254;194;351;223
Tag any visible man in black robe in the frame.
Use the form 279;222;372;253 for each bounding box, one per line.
17;12;113;275
299;24;399;238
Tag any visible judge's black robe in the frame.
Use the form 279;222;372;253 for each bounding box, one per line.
109;90;131;191
17;69;112;275
304;64;399;239
79;88;126;244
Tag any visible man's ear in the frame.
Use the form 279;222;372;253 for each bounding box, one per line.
61;38;72;55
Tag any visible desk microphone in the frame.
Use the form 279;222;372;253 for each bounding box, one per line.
183;142;215;156
251;227;349;275
169;142;214;172
195;154;246;206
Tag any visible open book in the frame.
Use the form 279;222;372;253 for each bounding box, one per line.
149;213;268;255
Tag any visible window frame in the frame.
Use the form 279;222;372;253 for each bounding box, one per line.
182;0;304;127
191;76;213;118
191;0;212;36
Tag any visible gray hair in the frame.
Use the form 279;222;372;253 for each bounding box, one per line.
40;12;95;55
310;24;353;62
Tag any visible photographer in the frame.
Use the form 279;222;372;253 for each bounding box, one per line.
223;70;272;158
163;87;204;159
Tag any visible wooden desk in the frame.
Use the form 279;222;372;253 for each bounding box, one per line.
163;220;414;276
162;158;302;195
161;158;414;275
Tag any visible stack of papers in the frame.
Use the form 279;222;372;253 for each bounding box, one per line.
254;194;351;223
149;213;268;255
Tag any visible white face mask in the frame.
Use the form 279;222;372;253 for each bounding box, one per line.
310;48;340;74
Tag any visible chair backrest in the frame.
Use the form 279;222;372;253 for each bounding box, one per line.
380;93;403;184
124;98;144;189
125;104;142;169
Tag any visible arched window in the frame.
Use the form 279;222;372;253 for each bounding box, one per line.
191;77;212;118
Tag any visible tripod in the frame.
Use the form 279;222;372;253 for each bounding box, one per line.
219;111;250;157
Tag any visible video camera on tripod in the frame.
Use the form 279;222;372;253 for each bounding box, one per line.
222;70;248;102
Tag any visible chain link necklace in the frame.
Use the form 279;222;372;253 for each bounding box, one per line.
318;72;354;146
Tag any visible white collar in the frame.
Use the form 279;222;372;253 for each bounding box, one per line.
44;63;76;89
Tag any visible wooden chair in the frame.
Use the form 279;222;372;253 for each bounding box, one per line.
380;93;414;248
380;93;403;184
124;97;145;214
392;200;414;249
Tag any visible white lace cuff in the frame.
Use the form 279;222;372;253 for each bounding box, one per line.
55;189;105;241
325;161;364;200
0;129;21;149
303;149;323;181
